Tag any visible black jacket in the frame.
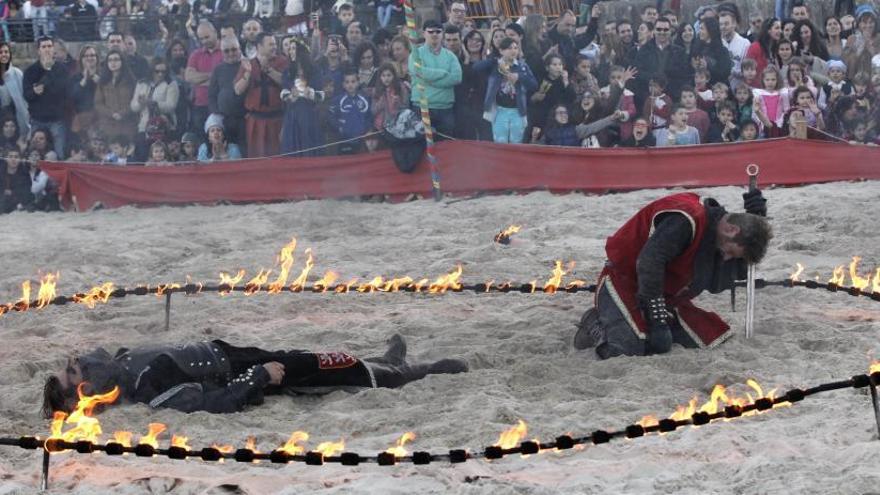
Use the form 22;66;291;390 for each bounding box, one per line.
23;61;70;122
633;40;692;100
208;62;246;117
78;341;269;413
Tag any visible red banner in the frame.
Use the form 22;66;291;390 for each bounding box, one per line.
41;138;880;211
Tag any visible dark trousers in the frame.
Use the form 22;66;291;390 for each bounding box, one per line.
414;105;456;140
190;105;210;138
214;340;373;389
593;283;697;359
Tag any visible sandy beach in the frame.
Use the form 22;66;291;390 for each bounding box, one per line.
0;181;879;494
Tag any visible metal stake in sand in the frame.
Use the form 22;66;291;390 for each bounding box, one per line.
868;373;880;439
164;291;172;332
744;164;760;339
40;449;50;491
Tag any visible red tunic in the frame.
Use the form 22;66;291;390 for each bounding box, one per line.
597;192;732;347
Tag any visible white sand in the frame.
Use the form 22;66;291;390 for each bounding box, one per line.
0;182;879;494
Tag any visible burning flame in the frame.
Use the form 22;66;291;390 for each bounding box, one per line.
138;423;167;448
789;263;805;282
218;269;246;295
335;278;358;293
566;280;587;290
289;248;314;290
112;431;133;447
171;435;191;449
543;261;567;293
49;385;121;446
871;360;880;374
357;276;386;293
245;436;259;452
268;238;297;293
36;272;59;309
829;265;846;285
494;225;521;243
385;432;416;457
849;257;873;290
244;269;271;295
156;283;181;296
428;265;463;293
279;431;309;455
636;415;659;428
494;420;527;449
14;280;31;311
313;271;338;292
73;283;115;309
314;439;345;457
874;269;880;293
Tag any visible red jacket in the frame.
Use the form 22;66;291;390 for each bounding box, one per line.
598;192;732;347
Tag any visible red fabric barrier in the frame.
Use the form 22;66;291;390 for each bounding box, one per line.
41;138;880;210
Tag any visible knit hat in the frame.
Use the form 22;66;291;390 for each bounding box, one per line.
826;59;847;73
855;4;877;21
204;113;224;134
180;132;200;145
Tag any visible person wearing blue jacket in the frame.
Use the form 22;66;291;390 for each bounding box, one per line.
473;37;538;143
408;20;462;138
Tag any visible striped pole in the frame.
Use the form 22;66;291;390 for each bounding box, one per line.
403;0;443;201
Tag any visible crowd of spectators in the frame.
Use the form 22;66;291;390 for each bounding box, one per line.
1;0;880;213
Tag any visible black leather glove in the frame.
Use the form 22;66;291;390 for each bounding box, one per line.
646;322;673;354
743;189;767;217
641;296;673;355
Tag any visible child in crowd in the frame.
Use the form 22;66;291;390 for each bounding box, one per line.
753;65;787;136
739;120;760;141
653;104;701;146
818;60;853;110
532;104;579;146
790;86;825;130
619;116;656;147
601;65;637;142
104;135;132;165
680;86;710;140
529;53;575;131
1;148;33;213
643;75;673;130
66;141;87;162
331;3;355;36
705;101;740;143
474;37;537;144
329;70;372;153
784;58;817;96
740;58;760;89
693;68;713;109
570;55;599;102
851;73;872;115
708;82;731;121
846;119;877;145
145;141;173;166
734;83;758;127
179;133;200;162
372;62;409;132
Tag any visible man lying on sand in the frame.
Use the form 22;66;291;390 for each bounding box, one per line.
574;189;771;358
43;335;467;415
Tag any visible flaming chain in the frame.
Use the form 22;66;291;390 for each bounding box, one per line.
4;365;879;469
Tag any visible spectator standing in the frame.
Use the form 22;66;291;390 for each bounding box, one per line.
124;34;151;81
23;37;68;158
328;70;371;154
692;17;731;86
241;19;262;58
746;18;782;76
371;62;407;132
144;141;172;166
619;116;656;147
719;11;750;87
455;29;492;140
0;116;27;152
634;17;691;105
0;42;30;139
408;20;462;138
185;22;222;136
94;50;136;141
0;0;8;43
546;10;596;70
64;0;97;41
234;32;287;158
208;36;246;152
843;5;879;78
131;58;179;158
446;1;467;31
473;37;536;144
280;37;324;155
352;41;379;96
68;44;99;136
390;35;411;83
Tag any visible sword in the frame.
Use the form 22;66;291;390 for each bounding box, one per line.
744;163;759;339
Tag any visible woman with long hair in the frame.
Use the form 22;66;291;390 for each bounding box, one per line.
0;115;25;152
131;58;179;160
352;41;380;96
389;35;411;83
823;16;846;61
746;17;783;75
280;38;324;156
0;41;29;138
691;17;732;86
68;44;100;137
164;38;191;132
674;23;695;56
843;5;879;78
488;28;506;58
94;49;137;140
521;14;548;73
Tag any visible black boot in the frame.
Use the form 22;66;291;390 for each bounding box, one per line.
363;334;407;365
364;358;468;388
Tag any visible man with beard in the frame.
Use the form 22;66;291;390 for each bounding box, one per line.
234;32;288;157
573;191;771;358
632;16;691;106
43;335;468;415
